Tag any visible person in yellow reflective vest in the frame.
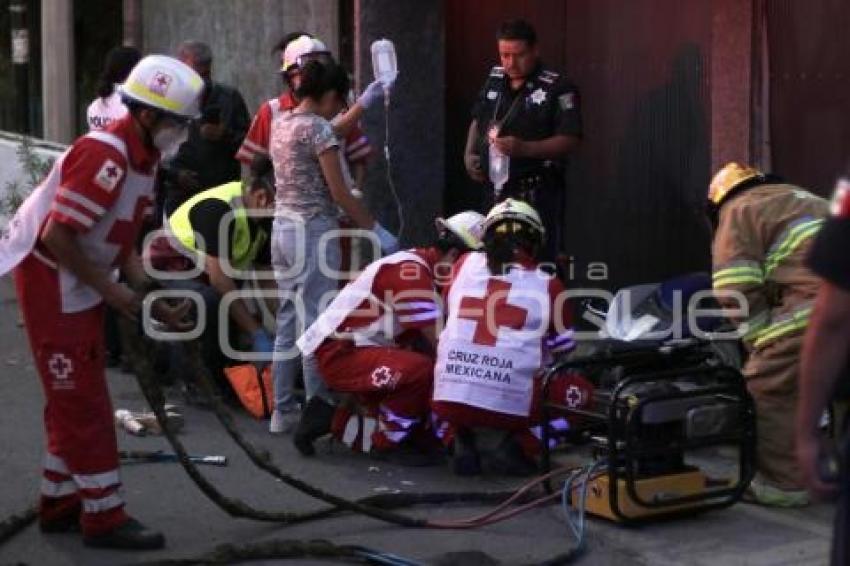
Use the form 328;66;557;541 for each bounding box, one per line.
148;156;276;397
708;162;828;507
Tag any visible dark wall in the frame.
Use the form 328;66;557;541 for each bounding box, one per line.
446;0;715;292
357;0;445;246
767;0;850;196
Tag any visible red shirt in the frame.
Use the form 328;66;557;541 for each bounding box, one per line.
236;91;372;165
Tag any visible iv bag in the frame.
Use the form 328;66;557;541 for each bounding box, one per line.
371;39;398;86
489;145;510;197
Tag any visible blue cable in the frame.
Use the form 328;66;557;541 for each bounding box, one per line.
561;461;606;553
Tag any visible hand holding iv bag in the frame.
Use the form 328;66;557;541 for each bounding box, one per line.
488;126;510;198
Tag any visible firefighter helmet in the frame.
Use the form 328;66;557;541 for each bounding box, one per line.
482;198;546;239
435;211;485;250
118;55;204;120
708;162;764;206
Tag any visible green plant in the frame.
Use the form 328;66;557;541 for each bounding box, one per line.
1;136;54;216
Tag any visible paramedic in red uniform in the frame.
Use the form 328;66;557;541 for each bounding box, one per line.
235;33;382;188
295;212;486;464
432;199;589;476
0;56;204;550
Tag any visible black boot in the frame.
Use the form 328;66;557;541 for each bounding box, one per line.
83;518;165;550
486;433;538;477
293;397;335;456
451;428;482;476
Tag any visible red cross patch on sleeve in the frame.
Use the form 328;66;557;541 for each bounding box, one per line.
831;178;850;219
94;159;124;192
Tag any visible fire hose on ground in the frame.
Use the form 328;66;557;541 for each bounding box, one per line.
0;312;594;565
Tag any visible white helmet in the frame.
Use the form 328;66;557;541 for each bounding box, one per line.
118;55;204;120
481;198;546;239
435;210;485;250
280;35;331;73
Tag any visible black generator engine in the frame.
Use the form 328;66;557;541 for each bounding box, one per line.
542;274;756;523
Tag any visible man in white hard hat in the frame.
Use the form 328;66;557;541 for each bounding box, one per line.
0;55;204;550
294;211;485;464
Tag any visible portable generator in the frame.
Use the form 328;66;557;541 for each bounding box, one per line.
542;338;756;523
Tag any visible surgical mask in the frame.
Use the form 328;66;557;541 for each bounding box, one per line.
153;123;189;160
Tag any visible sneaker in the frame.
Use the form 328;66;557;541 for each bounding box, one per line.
83;518;165;550
743;476;810;508
293;397;335;455
269;408;301;435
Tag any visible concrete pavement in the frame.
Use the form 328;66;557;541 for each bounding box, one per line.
0;277;835;565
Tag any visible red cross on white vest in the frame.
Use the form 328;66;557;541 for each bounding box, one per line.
458;279;528;346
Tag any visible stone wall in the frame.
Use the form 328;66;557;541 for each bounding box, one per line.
141;0;338;113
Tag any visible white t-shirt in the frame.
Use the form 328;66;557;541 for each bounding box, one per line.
86;89;127;131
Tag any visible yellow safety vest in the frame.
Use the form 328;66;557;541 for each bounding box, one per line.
166;181;267;271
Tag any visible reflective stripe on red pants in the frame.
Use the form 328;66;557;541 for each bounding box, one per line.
14;253;128;535
316;339;433;450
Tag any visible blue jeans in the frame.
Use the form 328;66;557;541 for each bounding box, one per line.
272;213;340;411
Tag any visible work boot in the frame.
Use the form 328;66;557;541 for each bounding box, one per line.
39;500;82;533
486;433;538;477
451;429;482;476
293;397;335;456
83;518;165;550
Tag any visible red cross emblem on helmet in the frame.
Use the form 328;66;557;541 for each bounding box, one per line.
149;71;173;96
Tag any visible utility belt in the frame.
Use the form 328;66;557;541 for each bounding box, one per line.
501;166;564;204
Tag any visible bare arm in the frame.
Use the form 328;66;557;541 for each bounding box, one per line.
799;284;850;435
463;120;486;183
332;105;364;139
319;148;375;229
352;161;367;193
205;255;262;335
797;282;850;495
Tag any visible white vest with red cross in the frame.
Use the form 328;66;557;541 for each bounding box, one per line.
297;251;431;356
0;130;155;313
434;252;553;417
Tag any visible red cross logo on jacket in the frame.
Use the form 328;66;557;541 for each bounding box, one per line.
458;279;528;346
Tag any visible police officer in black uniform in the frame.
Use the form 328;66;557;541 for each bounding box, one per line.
798;179;850;566
464;19;582;262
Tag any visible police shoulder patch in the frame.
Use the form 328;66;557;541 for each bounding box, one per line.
94;159;124;192
830;179;850;218
489;66;505;78
539;69;560;84
558;92;577;111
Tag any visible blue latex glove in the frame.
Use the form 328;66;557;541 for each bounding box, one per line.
373;222;400;255
251;329;275;354
357;79;392;109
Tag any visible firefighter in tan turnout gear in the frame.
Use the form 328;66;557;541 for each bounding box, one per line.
708;162;828;507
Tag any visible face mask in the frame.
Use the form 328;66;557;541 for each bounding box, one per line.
153;123;189;160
